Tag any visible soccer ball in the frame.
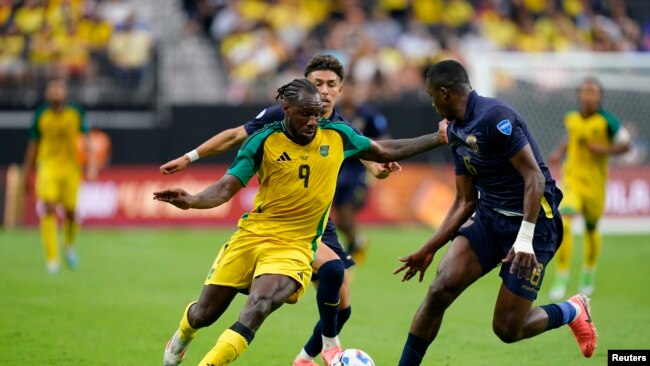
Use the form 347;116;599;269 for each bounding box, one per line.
331;349;375;366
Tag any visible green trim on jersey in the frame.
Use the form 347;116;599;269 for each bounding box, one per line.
69;103;89;133
227;121;284;186
310;209;329;252
599;108;621;139
29;104;49;140
318;119;372;158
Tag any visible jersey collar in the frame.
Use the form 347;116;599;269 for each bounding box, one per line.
463;90;478;122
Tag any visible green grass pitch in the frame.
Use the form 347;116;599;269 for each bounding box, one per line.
1;227;648;365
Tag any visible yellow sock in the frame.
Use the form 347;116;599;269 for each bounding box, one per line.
179;301;198;342
63;219;79;247
199;329;249;366
40;214;59;263
555;216;573;273
584;228;601;270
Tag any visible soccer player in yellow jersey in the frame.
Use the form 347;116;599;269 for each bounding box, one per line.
548;77;631;300
23;79;97;274
155;78;445;366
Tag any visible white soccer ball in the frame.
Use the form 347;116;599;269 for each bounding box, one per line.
331;349;375;366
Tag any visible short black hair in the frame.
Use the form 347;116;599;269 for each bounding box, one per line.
304;55;345;82
579;76;604;96
275;78;319;105
426;60;471;92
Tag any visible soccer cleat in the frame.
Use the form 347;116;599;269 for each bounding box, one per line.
322;345;343;366
350;234;369;265
64;247;79;270
568;294;597;358
578;270;595;296
293;358;319;366
45;260;60;275
549;274;568;301
163;329;191;366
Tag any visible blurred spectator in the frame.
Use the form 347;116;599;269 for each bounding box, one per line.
0;0;12;28
98;0;133;26
14;0;45;36
0;23;27;86
186;0;647;104
107;11;153;89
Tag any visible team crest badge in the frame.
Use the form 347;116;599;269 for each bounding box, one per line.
319;145;329;157
497;119;512;135
466;135;479;152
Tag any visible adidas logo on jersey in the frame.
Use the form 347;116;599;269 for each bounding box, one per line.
276;152;292;161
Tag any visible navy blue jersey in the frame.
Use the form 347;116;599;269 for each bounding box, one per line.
338;103;390;184
447;91;562;217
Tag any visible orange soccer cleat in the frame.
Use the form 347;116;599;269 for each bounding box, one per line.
321;345;343;366
568;294;598;358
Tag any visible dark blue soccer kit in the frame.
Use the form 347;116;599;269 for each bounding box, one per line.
447;91;564;300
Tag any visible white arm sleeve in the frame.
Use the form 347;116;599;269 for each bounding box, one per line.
613;126;631;145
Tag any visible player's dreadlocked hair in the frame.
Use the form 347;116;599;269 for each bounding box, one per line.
426;60;471;92
275;78;319;105
304;55;345;82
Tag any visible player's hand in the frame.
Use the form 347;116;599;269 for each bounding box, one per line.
160;156;190;175
502;246;540;281
393;248;435;282
438;119;449;144
153;188;195;209
548;151;562;167
375;162;402;179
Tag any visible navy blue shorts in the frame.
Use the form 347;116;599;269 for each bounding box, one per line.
333;181;368;210
457;208;563;301
311;218;355;281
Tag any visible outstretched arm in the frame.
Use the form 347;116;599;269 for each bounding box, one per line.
548;139;567;167
160;125;249;174
153;174;243;209
394;174;477;282
357;132;445;163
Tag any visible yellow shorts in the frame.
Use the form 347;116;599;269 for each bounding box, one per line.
36;166;82;211
205;228;314;304
559;178;605;224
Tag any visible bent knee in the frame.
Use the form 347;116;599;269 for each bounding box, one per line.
190;304;219;328
318;259;345;283
492;323;522;344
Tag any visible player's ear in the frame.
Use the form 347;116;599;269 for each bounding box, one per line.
440;86;449;99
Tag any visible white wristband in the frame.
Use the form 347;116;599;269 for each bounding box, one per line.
513;220;535;254
186;149;200;162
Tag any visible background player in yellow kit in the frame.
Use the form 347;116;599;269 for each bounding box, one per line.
155;78;445;366
548;77;631;300
23;79;97;274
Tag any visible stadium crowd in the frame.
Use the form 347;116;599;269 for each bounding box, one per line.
0;0;153;90
181;0;648;104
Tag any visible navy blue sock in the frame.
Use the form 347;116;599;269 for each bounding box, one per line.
541;301;577;330
315;260;344;338
304;306;352;357
398;332;431;366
